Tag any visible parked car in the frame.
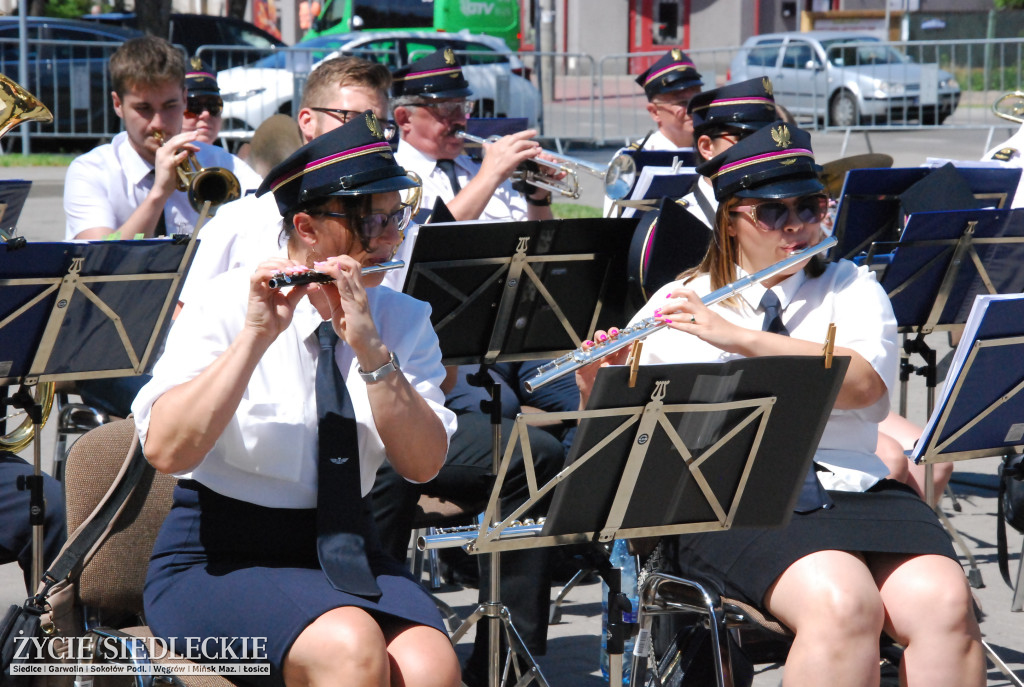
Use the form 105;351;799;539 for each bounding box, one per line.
216;30;541;138
728;31;961;127
0;17;142;140
79;13;286;68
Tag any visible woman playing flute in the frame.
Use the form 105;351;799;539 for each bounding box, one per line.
132;114;460;687
579;122;984;686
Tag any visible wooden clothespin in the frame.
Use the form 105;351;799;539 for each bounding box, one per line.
823;323;836;369
626;340;644;388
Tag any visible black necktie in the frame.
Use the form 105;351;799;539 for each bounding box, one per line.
760;290;833;513
315;322;381;598
436;159;462;194
145;171;168;236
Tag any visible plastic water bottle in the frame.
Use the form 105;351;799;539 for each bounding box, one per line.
600;538;639;683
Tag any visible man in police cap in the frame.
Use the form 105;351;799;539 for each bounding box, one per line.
181;57;226;145
391;47;556;222
634;48;704;151
682;76;779;227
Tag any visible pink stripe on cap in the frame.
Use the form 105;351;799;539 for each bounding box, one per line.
710;148;813;179
396;66;461;81
644;61;696;86
269;141;393;192
187;71;216;79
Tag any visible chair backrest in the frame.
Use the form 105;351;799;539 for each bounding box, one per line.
62;418;176;618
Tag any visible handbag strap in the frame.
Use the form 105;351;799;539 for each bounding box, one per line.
33;423;149;602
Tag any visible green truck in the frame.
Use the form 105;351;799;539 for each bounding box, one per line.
303;0;521;51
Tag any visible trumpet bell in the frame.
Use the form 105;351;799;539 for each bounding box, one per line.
0;73;53;139
605;154;637;201
189;166;241;215
993;91;1024;124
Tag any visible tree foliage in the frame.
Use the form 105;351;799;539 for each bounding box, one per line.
44;0;92;18
996;0;1024;9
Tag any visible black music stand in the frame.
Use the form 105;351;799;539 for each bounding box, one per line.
403;216;639;365
422;355;847;687
870;207;1024;587
0;237;197;583
403;216;638;687
831;165;1021;262
909;294;1024;685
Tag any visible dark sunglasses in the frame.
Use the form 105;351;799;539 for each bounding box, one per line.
731;194;829;231
315;204;412;240
308;107;399;140
185;97;223;117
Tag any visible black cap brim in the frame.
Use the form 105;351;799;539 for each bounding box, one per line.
416;86;475;99
733;176;825;200
328;172;420;197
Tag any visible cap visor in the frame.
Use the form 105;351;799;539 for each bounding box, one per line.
734;176;825;200
417;86;475;99
659;78;704;93
329;173;420;196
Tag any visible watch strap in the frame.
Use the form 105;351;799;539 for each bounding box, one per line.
357;351;400;383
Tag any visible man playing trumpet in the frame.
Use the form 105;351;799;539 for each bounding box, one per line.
63;35;260;241
390;47;556;222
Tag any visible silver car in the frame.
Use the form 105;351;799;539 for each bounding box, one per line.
728;31;960;127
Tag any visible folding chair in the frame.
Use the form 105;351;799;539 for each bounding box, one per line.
61;418;234;686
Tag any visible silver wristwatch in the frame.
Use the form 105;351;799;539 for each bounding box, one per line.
357;351;400;383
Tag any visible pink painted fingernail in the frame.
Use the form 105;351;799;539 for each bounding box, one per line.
666;293;673;298
609;327;620;336
584;340;594;348
598;333;608;342
654;308;662;316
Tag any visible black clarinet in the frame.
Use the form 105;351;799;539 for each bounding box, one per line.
268;260;404;289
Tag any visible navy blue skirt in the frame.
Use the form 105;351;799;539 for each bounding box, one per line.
144;480;447;687
663;479;958;608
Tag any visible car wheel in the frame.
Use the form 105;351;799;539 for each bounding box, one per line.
829;91;859;128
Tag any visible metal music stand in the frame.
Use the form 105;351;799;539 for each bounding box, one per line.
0;237;197;583
869;207;1024;587
831;165;1021;263
421;355;848;687
403;216;638;687
910;294;1024;686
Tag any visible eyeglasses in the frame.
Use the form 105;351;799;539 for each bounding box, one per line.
315;204;413;240
731;194;829;231
308;107;399;140
653;98;692;113
185;97;223;118
408;100;475;119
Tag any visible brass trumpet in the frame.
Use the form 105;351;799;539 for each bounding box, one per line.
992;91;1024;124
153;131;241;215
0;75;55;453
455;129;620;200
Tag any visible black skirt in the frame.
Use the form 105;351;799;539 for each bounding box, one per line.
144;480;446;687
663;479;957;608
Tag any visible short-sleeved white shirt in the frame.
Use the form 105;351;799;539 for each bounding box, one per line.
631;259;898;492
64;131;262;240
638;130;691;152
680;176;717;228
981;123;1024;208
132;268;456;508
394;139;528;222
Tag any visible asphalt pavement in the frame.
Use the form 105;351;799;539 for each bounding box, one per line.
2;126;1022;686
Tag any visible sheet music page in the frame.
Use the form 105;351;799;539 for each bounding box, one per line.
912;292;1024;462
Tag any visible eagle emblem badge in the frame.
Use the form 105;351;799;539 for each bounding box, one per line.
771;124;791;148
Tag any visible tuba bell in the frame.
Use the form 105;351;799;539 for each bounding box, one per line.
153;131;241;216
992;91;1024;124
0;75;55;453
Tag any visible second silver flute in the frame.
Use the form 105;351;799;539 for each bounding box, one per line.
268;260;404;289
524;236;837;392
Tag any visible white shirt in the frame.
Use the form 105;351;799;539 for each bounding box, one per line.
981;122;1024;208
638;130;692;153
132;268;456;509
64;131;262;240
680;176;717;228
178;192;286;305
394;139;528;223
631;259;898;492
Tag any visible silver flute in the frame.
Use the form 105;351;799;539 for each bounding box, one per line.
267;260;404;289
524;236;837;392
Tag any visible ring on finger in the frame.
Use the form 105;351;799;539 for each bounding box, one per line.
690;315;696;325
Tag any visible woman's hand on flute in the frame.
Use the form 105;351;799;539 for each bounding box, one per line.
247;258;316;342
312;255;387;366
576;327;628;409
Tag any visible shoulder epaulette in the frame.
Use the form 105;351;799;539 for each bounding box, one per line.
992;147;1019;162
